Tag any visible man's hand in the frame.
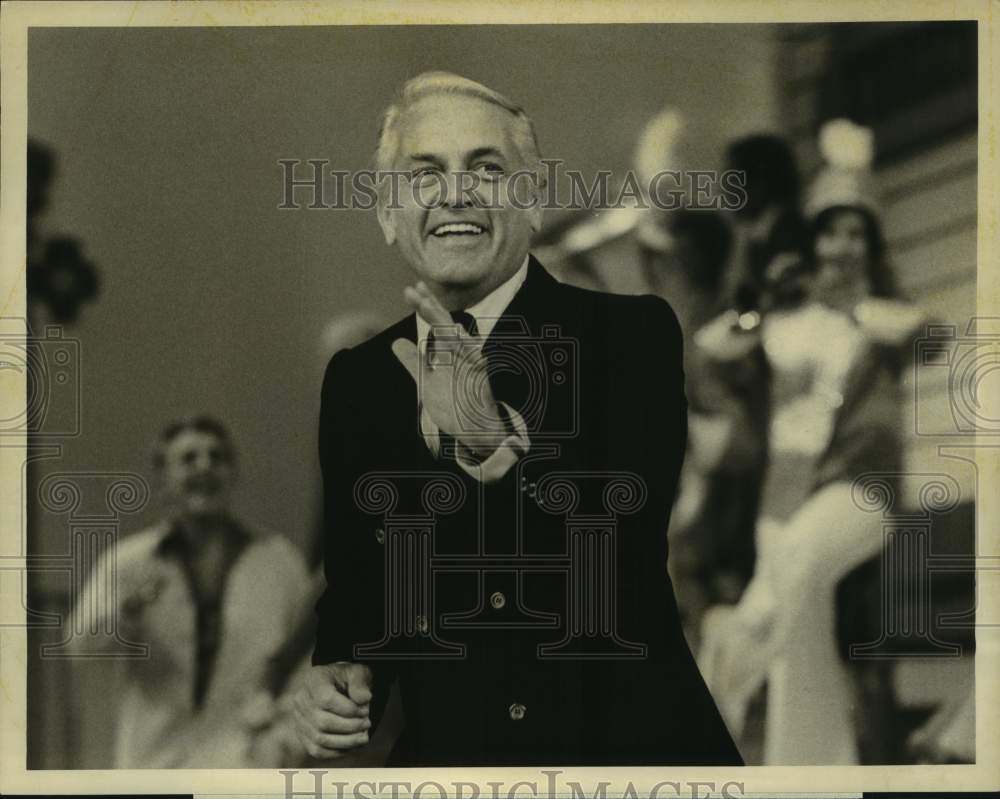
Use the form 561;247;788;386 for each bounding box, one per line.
111;565;166;644
391;281;507;458
292;662;372;760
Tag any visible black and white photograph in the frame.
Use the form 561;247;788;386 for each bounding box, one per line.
1;1;997;796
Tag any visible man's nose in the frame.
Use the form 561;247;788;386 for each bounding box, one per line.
440;171;478;208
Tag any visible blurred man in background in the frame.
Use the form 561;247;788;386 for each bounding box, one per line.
71;415;311;767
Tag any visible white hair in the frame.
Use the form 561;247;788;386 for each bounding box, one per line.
374;71;543;178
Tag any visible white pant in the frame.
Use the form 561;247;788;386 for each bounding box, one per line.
699;481;885;764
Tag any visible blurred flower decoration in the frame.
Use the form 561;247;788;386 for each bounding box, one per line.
28;236;100;324
27;139;100;324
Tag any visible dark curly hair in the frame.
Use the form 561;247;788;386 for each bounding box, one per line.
726;134;801;219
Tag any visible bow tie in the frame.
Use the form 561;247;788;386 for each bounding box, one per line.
427;311;479;365
449;310;479;337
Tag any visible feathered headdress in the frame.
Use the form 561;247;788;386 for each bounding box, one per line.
633;107;686;187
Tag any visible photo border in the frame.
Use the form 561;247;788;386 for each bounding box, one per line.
1;0;997;795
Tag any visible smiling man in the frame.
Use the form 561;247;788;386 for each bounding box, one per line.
296;72;741;766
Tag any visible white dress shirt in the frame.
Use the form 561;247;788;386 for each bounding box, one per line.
415;255;531;483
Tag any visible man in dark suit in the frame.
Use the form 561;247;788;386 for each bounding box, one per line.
293;71;741;767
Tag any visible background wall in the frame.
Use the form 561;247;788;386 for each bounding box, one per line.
27;25;780;559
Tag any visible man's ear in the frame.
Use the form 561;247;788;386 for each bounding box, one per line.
527;169;545;233
528;201;544;234
376;200;397;246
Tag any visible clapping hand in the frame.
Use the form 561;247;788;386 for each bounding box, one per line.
391;282;507;458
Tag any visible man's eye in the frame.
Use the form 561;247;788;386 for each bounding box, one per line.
411;167;439;181
474;163;505;178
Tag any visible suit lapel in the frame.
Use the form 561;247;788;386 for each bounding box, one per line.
482;255;562;356
481;256;565;433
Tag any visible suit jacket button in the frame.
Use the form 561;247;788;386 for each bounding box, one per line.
375;528;385;544
415;615;430;634
490;591;506;610
508;702;526;721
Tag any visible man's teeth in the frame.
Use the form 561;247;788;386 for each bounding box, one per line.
432;223;485;236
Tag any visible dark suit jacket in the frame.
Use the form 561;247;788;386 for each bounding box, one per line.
313;256;742;766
